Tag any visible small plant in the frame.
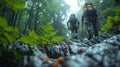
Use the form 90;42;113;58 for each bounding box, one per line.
19;22;64;48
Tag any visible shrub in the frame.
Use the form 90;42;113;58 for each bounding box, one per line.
100;6;120;34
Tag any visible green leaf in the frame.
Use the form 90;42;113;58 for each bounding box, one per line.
42;22;55;33
0;17;8;28
19;35;35;48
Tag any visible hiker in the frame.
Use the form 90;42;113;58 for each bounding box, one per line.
67;14;79;39
82;2;99;39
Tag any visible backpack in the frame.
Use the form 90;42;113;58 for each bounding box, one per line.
83;2;97;20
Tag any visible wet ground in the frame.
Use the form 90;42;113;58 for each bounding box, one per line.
0;33;120;67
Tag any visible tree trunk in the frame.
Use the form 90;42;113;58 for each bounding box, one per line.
16;10;22;28
5;10;14;26
12;13;17;27
34;4;39;32
23;4;34;34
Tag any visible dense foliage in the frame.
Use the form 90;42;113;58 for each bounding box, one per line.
100;6;120;34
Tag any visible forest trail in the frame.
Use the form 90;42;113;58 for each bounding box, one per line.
42;33;118;58
6;33;120;67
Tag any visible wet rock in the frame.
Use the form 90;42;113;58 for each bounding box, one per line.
33;48;47;58
19;56;42;67
44;44;73;58
61;55;82;67
69;45;80;54
28;56;42;67
83;33;115;46
61;54;102;67
117;50;120;61
103;54;117;67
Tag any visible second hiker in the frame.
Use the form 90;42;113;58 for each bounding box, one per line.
67;14;80;39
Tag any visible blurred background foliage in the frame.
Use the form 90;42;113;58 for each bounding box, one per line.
0;0;69;46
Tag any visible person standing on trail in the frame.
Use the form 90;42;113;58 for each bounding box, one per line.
67;14;79;39
82;2;99;39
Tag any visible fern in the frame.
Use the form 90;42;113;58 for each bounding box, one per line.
51;36;64;44
40;23;64;45
19;23;64;47
19;30;39;48
42;23;55;33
